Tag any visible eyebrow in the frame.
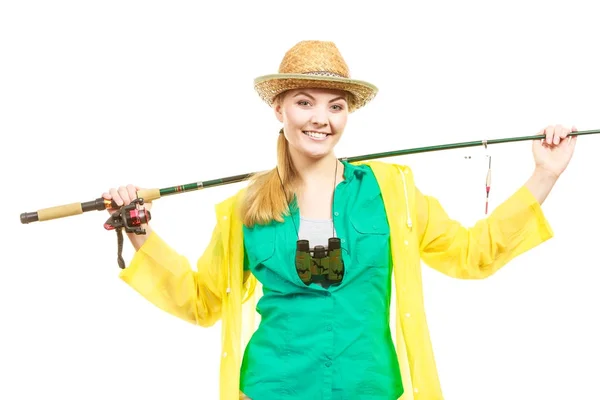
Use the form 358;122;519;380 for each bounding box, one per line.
293;92;347;103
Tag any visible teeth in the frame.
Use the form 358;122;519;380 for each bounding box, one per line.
304;131;328;138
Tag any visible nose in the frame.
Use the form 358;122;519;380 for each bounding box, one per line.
310;106;329;127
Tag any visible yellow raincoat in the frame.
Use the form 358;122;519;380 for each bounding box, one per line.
119;161;553;399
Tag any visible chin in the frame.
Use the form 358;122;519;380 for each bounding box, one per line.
300;136;336;155
301;147;333;159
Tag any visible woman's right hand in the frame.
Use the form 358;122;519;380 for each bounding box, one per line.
102;184;153;215
102;184;153;251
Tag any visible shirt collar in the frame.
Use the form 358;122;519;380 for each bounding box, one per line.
341;159;367;183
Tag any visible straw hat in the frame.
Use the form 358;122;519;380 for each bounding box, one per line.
254;40;378;113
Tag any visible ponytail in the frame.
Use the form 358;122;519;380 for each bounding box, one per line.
240;127;299;227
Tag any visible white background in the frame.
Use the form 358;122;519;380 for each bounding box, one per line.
2;1;599;399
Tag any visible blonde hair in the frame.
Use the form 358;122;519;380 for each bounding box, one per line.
240;129;299;227
240;93;299;227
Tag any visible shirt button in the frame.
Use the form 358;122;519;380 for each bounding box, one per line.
341;239;345;243
334;212;339;216
325;361;332;367
222;216;228;220
405;313;411;318
404;240;409;245
326;325;332;331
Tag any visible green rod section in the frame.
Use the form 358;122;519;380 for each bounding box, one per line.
344;130;594;162
158;129;599;192
158;174;253;197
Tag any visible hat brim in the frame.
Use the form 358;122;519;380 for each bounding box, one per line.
254;74;378;113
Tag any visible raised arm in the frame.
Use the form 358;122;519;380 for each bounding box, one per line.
416;181;553;279
416;124;576;279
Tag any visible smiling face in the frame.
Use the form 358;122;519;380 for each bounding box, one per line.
274;88;349;160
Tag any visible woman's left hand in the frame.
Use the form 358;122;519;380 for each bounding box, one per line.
532;124;578;178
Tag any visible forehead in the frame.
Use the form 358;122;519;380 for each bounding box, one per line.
286;87;348;99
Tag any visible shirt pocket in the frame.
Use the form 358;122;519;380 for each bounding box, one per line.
349;201;391;268
245;227;276;267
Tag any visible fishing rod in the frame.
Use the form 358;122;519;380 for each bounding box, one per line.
20;128;599;226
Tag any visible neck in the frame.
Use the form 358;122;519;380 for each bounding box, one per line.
289;149;343;188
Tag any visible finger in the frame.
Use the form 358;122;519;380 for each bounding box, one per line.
127;184;137;201
118;186;130;205
570;134;578;147
558;124;569;139
544;125;554;145
553;125;561;145
102;192;111;200
552;125;566;146
536;128;546;147
109;188;123;206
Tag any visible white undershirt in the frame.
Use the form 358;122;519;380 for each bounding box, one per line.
298;216;337;250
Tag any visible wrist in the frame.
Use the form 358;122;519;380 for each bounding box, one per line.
533;165;560;182
524;166;560;205
127;224;152;251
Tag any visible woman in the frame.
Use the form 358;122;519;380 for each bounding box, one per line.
104;40;577;400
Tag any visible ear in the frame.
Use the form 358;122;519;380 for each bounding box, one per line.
273;102;284;123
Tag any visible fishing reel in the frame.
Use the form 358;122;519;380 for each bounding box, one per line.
104;198;151;234
104;198;151;269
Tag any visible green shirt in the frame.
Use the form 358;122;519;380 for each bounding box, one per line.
240;161;404;399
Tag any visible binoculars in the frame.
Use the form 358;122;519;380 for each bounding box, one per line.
295;238;344;287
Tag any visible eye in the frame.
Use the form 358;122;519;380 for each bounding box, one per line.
296;100;311;106
331;104;344;111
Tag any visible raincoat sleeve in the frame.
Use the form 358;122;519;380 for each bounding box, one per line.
118;223;226;327
416;184;554;279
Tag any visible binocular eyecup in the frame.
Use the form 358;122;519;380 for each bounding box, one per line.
296;237;341;254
